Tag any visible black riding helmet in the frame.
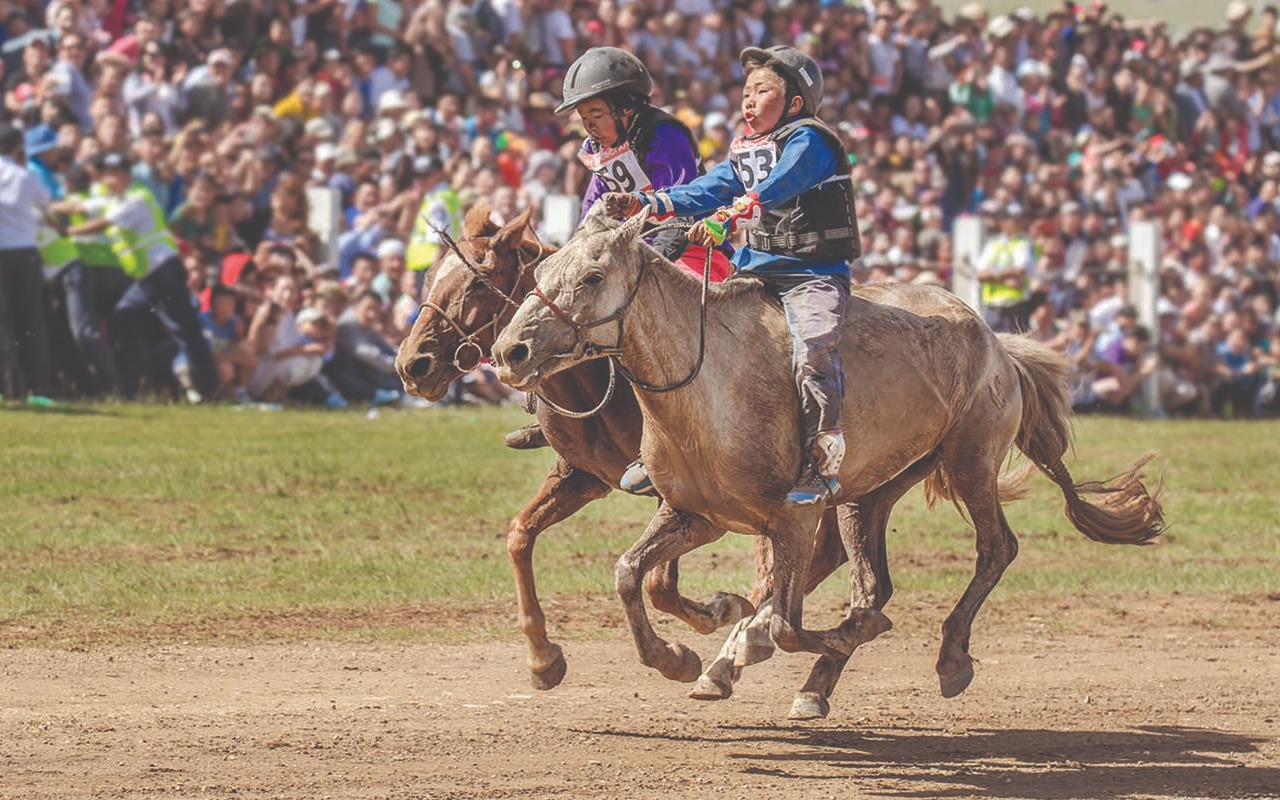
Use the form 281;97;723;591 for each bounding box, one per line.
556;48;655;145
739;45;825;117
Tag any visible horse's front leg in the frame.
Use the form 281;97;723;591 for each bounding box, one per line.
644;546;755;635
507;457;612;690
616;503;724;682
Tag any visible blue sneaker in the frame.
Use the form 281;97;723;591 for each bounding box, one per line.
619;459;654;495
371;388;401;407
325;393;349;411
785;468;839;507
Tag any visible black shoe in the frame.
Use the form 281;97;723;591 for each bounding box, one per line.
504;422;549;450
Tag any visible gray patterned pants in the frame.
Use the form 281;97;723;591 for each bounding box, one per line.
758;273;849;445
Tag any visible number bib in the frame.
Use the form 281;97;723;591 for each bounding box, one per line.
729;135;778;192
578;141;652;193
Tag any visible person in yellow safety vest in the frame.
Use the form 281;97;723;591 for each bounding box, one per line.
404;155;462;296
51;151;218;400
43;163;128;396
976;202;1036;332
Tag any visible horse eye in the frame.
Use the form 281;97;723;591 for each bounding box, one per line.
584;272;605;287
469;278;485;291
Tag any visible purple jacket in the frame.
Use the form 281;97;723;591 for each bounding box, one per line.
578;122;700;225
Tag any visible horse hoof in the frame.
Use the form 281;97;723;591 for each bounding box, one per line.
530;650;567;691
688;673;732;701
787;693;830;721
660;643;703;683
734;625;776;667
938;659;975;699
849;607;894;647
710;592;755;627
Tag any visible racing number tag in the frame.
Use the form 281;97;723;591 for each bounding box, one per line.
578;142;653;193
729;136;777;192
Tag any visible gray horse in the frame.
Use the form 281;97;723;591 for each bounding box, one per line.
492;206;1163;707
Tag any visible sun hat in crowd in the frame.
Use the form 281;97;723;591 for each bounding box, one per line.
378;90;408;115
1011;6;1037;22
1226;0;1251;23
207;48;234;67
1264;151;1280;168
376;239;406;259
304;118;334;140
374;117;398;142
314;142;336;162
1167;173;1194;191
986;15;1017;39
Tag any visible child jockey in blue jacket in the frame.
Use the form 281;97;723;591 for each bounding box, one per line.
606;45;862;505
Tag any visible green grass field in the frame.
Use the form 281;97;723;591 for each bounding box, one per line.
1;403;1276;646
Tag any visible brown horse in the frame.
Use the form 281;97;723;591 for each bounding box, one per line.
395;205;1028;718
492;207;1164;709
395;206;762;691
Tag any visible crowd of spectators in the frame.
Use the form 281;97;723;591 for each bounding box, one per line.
1;0;1279;417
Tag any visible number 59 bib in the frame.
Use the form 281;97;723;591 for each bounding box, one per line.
729;135;778;192
578;141;653;194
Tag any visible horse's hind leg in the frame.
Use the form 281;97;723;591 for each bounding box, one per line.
616;503;724;682
935;430;1020;698
508;458;612;690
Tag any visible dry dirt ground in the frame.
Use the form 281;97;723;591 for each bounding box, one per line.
1;594;1277;800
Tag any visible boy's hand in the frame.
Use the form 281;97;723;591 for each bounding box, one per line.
688;219;719;246
602;192;642;219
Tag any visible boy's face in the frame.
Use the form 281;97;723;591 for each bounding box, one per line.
575;98;623;147
741;68;800;135
212;293;235;320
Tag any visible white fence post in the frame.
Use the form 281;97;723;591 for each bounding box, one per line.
1128;220;1163;418
951;215;985;314
306;185;341;266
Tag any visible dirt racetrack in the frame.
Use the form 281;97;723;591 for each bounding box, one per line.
1;593;1277;800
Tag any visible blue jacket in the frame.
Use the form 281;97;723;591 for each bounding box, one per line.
645;125;846;276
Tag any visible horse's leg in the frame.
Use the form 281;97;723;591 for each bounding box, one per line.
768;509;892;661
934;431;1020;698
789;452;940;719
615;503;725;682
508;457;612;690
644;553;755;635
689;508;843;701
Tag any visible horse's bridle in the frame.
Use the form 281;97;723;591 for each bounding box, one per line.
527;219;711;408
416;226;539;373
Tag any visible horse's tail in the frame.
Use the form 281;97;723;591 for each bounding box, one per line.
999;333;1164;545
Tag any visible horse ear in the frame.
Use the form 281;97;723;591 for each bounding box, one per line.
616;207;648;241
490;207;534;253
462;201;500;239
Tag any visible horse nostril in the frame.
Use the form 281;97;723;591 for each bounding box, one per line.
507;343;530;366
406;356;434;379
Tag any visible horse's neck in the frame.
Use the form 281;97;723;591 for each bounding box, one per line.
621;253;788;433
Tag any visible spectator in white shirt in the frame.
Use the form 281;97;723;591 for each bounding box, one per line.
0;123;54;399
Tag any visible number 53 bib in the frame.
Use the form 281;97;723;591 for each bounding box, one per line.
729;135;778;192
578;142;653;193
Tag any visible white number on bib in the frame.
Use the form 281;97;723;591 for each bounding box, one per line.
729;136;778;192
578;142;652;193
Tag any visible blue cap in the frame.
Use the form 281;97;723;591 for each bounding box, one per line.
23;124;58;157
